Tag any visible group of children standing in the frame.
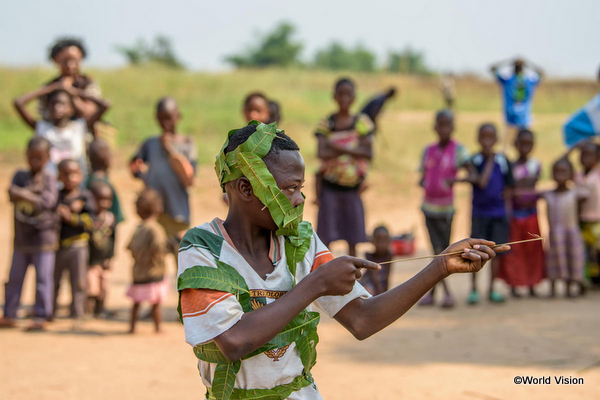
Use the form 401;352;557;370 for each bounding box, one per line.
418;110;600;307
1;39;198;332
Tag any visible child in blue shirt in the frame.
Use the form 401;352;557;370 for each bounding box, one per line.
467;123;514;304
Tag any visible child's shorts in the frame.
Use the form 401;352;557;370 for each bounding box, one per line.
471;216;509;245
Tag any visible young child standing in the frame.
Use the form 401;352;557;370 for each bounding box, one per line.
243;92;271;123
85;139;123;317
0;138;58;330
53;159;96;323
87;181;116;317
14;83;109;176
543;158;586;297
575;142;600;287
498;129;545;296
467;123;514;304
315;78;374;256
127;189;169;334
360;226;393;295
418;110;471;308
130;97;196;253
177;121;507;399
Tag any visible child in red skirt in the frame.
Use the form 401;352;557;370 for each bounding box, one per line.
498;129;545;297
126;189;170;333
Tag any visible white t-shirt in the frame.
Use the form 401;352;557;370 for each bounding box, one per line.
177;218;370;399
35;118;88;176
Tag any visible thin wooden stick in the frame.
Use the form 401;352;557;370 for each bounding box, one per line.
378;235;544;265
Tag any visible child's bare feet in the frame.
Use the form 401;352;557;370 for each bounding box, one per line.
0;317;17;328
24;319;47;332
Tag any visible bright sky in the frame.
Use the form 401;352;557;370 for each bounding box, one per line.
1;0;598;77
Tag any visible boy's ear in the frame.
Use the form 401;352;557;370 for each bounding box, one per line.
236;177;254;202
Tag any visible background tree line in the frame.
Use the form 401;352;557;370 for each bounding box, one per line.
116;22;432;75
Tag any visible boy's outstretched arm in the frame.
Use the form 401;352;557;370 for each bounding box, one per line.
211;256;380;362
13;83;62;129
333;239;510;340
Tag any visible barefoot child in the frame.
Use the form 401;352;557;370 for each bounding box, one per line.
53;159;96;322
177;121;508;399
575;142;600;287
130;97;196;254
14;83;109;176
467;123;514;304
85;140;124;317
87;181;116;317
418;110;471;308
127;189;169;334
360;225;393;295
498;129;545;297
0;138;58;330
315;78;374;256
543;158;586;297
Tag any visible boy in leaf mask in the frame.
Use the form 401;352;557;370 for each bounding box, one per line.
177;121;508;400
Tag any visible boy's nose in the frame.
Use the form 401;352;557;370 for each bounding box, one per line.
292;192;305;208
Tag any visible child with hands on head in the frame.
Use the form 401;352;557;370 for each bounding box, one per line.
14;81;109;177
177;121;508;399
0;138;58;330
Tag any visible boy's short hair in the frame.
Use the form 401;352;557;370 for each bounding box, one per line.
244;92;268;108
553;157;574;175
335;77;355;91
156;96;178;113
224;124;299;160
373;225;390;236
137;188;163;215
88;180;112;198
49;37;87;60
478;123;497;135
27;137;51;153
516;129;534;140
57;158;80;172
436;109;454;121
88;139;110;168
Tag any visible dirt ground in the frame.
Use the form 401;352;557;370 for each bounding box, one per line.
1;160;599;400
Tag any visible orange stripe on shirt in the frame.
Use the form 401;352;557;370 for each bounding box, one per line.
181;288;233;318
311;251;334;272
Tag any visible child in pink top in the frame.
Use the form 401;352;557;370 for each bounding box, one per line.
418;110;471;308
575;142;600;286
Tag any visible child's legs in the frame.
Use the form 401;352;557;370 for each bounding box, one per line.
66;246;89;318
425;214;454;295
151;302;162;332
130;302;140;333
488;217;509;292
470;216;487;292
3;250;31;319
53;249;69;315
32;251;56;320
566;228;585;292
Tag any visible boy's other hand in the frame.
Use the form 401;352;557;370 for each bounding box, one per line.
313;256;380;297
437;239;510;276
